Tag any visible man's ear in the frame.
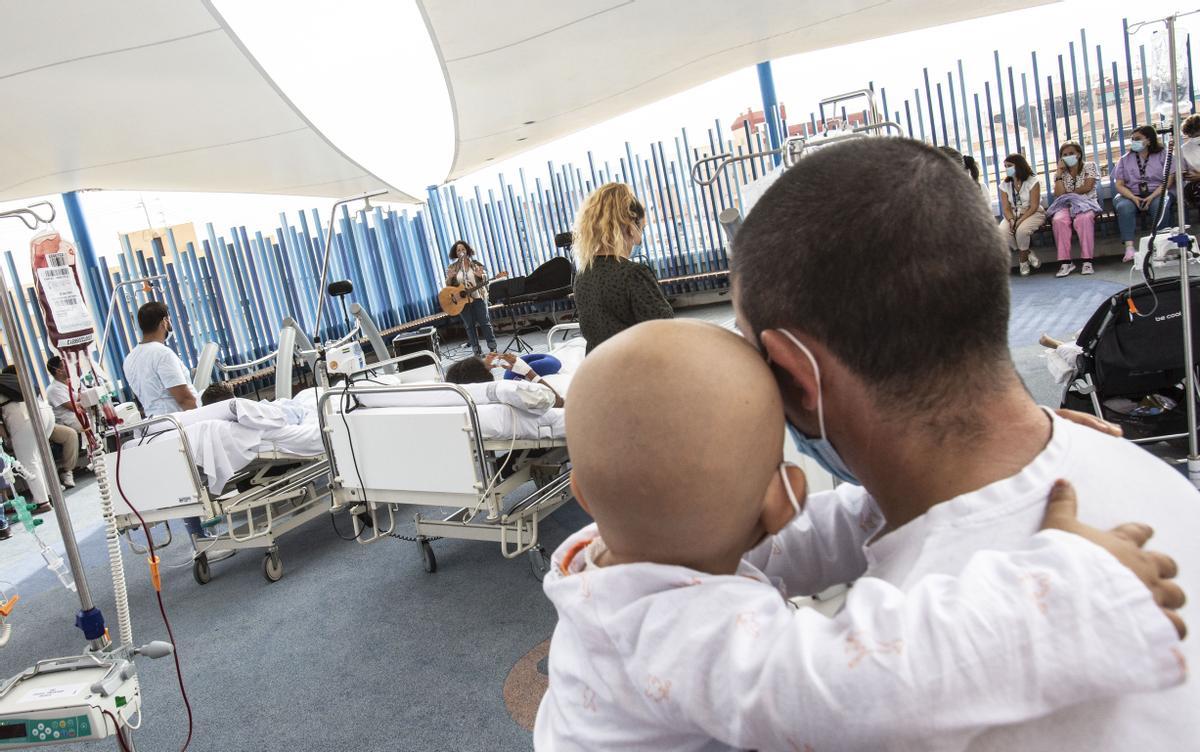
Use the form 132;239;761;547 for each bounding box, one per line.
571;475;592;517
759;330;820;413
760;464;807;535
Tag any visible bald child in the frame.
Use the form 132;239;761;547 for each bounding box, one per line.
534;319;1186;751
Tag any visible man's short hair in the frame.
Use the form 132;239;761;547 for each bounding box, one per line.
46;356;62;374
137;301;170;335
732;137;1011;406
200;382;235;406
445;356;493;384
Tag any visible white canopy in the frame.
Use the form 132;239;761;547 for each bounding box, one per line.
420;0;1053;180
0;0;1050;202
0;0;412;203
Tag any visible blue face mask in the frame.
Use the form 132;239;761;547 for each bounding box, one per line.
775;331;861;485
1004;165;1016;178
1131;140;1146;153
1063;154;1079;167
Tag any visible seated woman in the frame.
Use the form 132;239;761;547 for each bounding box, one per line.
997;153;1045;276
938;146;988;203
1049;141;1100;277
1113;125;1175;262
572;183;673;353
1181;114;1200;209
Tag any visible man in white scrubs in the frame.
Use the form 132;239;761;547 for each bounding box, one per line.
732;137;1198;749
123;301;226;554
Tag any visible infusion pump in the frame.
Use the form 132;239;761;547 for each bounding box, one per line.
0;656;139;747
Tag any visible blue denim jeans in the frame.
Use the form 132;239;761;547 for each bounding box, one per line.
1114;193;1173;242
183;516;208;539
459;298;497;355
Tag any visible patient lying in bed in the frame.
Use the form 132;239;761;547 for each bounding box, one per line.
445;354;564;408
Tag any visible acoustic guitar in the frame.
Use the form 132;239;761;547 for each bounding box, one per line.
439;271;509;317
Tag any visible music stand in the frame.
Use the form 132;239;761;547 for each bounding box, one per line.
489;277;533;354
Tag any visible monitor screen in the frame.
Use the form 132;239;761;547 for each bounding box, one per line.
0;722;27;740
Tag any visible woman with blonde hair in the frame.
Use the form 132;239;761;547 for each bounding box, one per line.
572;183;673;352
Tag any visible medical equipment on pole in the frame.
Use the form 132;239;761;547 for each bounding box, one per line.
0;202;180;750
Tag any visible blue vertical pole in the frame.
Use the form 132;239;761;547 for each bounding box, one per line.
756;62;781;165
1081;29;1101;166
60;192;107;337
1123;17;1138;127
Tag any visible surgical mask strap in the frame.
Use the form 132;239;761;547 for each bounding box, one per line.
779;462;802;517
775;330;828;441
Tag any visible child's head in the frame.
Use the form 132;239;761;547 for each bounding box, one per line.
566;319;804;574
201;381;235;406
445;356;493;384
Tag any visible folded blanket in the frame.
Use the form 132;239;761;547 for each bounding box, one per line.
1047;192;1101;218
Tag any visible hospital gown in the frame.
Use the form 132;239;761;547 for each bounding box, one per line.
534;511;1183;751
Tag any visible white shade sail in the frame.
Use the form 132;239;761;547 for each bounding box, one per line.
0;1;414;203
421;0;1053;180
0;0;1051;202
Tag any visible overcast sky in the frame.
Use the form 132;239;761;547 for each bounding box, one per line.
1;0;1195;279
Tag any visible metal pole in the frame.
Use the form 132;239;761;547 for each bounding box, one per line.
1167;15;1200;483
757;62;782;166
311;190;387;345
0;266;101;648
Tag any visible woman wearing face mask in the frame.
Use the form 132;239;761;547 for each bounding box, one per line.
1112;125;1174;262
572;183;674;354
1048;141;1100;277
1180;114;1200;209
997;153;1045;276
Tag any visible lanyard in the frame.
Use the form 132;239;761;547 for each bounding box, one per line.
1136;153;1149;195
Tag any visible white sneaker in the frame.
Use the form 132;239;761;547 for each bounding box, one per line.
1020;262;1031;276
1056;263;1076;278
1082;262;1094;275
1027;251;1042;270
59;471;75;489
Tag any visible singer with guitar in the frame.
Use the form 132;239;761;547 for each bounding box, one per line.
444;240;499;355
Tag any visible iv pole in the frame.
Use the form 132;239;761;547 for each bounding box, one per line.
1130;10;1200;488
0;204;105;650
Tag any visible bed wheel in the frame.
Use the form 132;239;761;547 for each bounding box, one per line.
419;538;437;574
263;551;284;583
529;546;550;581
192;554;211;586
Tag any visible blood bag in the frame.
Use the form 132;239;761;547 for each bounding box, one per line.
30;231;94;352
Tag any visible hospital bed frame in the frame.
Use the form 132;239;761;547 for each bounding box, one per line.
318;352;572;578
103;414;330;585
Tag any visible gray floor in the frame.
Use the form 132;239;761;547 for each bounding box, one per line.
0;256;1180;751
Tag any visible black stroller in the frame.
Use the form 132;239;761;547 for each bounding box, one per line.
1060;276;1200;442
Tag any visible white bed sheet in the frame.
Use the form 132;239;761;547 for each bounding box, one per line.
134;394;325;493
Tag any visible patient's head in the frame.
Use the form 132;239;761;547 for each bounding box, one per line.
201;382;235;406
567;319;802;574
445;356;493;384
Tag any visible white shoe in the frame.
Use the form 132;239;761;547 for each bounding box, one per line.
1020;262;1031;276
1056;263;1076;278
59;471;75;489
1027;251;1041;270
1082;262;1094;275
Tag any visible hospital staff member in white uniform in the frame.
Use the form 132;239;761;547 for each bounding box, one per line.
123;301;227;553
733;138;1198;750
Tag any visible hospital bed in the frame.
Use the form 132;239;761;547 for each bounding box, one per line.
103;406;330;584
106;320;336;585
319;349;574;578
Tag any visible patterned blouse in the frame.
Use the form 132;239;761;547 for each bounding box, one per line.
573;255;674;353
1059;161;1099;201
